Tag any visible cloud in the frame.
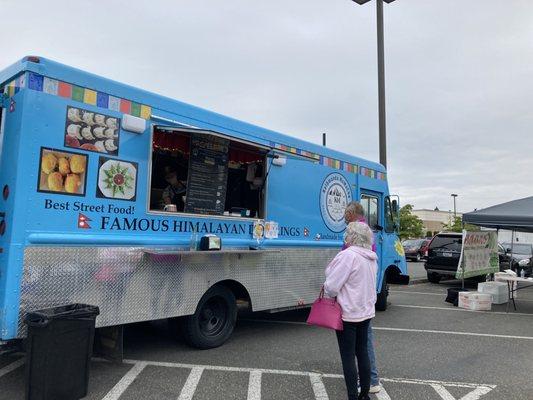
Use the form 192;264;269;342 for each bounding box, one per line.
1;0;531;213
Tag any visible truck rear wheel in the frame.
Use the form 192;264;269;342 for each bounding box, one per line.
375;278;388;312
181;285;237;349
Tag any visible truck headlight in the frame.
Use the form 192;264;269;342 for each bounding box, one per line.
518;258;530;267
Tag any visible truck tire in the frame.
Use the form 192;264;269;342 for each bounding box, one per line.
375;278;388;312
181;285;237;349
427;272;441;284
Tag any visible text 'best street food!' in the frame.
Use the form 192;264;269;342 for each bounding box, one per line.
39;148;87;196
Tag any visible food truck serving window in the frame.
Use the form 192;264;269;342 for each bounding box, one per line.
149;127;267;218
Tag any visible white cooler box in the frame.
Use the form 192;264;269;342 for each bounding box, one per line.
458;292;492;311
478;281;508;304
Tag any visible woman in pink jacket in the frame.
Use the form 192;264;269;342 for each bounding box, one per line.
324;221;377;400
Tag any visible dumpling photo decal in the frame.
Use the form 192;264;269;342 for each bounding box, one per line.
96;156;137;201
65;106;120;156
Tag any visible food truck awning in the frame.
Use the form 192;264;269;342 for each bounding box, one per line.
462;196;533;232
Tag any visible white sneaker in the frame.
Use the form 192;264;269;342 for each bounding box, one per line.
369;385;381;394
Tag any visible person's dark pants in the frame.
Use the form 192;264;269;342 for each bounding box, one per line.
336;319;371;400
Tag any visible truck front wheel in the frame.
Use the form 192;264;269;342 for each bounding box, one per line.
375;278;389;312
181;285;237;349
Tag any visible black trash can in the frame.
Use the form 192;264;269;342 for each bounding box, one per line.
445;288;469;307
24;304;100;400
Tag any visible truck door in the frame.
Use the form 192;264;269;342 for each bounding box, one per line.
360;191;383;269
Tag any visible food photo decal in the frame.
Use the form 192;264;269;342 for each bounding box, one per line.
38;148;87;196
65;106;120;155
96;156;138;201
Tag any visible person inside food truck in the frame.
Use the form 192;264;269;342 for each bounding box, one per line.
161;165;187;211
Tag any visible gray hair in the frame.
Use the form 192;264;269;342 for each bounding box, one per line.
344;221;373;250
345;201;365;218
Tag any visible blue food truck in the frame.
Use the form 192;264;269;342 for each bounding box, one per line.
0;56;407;349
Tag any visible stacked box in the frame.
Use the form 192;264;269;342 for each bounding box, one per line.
477;281;508;304
458;292;492;311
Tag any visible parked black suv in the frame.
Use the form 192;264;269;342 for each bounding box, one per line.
424;232;526;283
424;232;464;283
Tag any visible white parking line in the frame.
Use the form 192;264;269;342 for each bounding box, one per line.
178;367;204;400
243;318;533;340
309;373;329;400
376;377;493;389
121;359;495;400
375;387;392;400
373;326;533;340
247;370;262;400
391;291;445;296
394;304;533;317
0;358;24;378
461;386;494;400
102;361;147;400
431;384;455;400
391;290;533;303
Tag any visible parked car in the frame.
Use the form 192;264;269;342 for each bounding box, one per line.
500;243;533;276
420;239;431;259
402;238;431;262
424;232;464;283
424;233;530;283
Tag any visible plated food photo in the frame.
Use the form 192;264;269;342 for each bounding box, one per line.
38;148;87;196
65;106;120;155
97;157;138;201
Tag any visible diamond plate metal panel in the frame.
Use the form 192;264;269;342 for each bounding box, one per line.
18;247;337;337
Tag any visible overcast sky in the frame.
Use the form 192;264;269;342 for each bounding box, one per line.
1;0;532;213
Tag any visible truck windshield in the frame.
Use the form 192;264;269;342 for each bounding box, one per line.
149;127;267;218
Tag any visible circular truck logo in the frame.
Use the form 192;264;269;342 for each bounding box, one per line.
320;173;353;232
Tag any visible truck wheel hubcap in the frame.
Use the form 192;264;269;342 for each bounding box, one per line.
199;298;227;336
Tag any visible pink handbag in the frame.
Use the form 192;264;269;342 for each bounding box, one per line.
306;287;344;331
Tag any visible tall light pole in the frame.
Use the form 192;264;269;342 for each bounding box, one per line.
451;194;458;218
351;0;395;168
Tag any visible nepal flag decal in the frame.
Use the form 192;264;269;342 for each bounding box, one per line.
78;213;92;229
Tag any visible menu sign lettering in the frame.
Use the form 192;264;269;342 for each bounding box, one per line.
184;133;229;215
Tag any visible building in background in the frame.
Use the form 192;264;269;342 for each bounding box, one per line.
413;208;533;244
412;208;461;236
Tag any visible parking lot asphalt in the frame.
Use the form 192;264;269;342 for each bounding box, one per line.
2;265;533;399
407;260;427;281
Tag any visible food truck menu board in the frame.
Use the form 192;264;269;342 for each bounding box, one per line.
184;133;229;215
